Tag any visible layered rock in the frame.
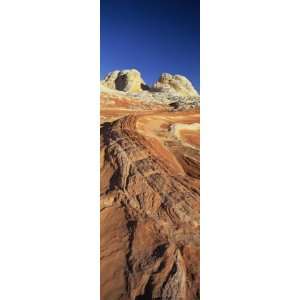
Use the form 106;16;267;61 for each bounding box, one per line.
100;70;200;299
100;112;200;300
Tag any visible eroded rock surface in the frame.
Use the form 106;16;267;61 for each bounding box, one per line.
102;69;148;93
100;75;200;300
153;73;199;97
101;69;200;109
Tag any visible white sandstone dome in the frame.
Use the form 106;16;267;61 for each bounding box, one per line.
102;69;148;93
152;73;199;97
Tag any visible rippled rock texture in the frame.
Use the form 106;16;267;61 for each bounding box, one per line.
100;77;200;300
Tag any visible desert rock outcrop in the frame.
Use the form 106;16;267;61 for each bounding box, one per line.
100;70;200;300
102;69;148;93
102;69;199;98
153;73;199;97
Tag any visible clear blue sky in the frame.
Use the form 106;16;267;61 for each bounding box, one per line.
100;0;200;90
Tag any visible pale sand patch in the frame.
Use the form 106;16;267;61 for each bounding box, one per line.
171;123;200;149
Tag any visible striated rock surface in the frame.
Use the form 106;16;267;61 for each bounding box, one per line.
100;71;200;300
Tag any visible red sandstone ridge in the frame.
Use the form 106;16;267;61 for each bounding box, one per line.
100;70;200;300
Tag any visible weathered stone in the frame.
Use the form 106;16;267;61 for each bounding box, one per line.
102;69;148;93
100;70;200;300
153;73;199;97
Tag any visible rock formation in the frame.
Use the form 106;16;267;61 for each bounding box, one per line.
102;69;199;99
152;73;199;97
100;69;200;300
102;69;148;93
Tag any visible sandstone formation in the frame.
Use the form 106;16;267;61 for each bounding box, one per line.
152;73;199;97
102;69;199;99
102;69;148;93
100;70;200;300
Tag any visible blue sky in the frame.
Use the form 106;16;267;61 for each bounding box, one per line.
100;0;200;90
